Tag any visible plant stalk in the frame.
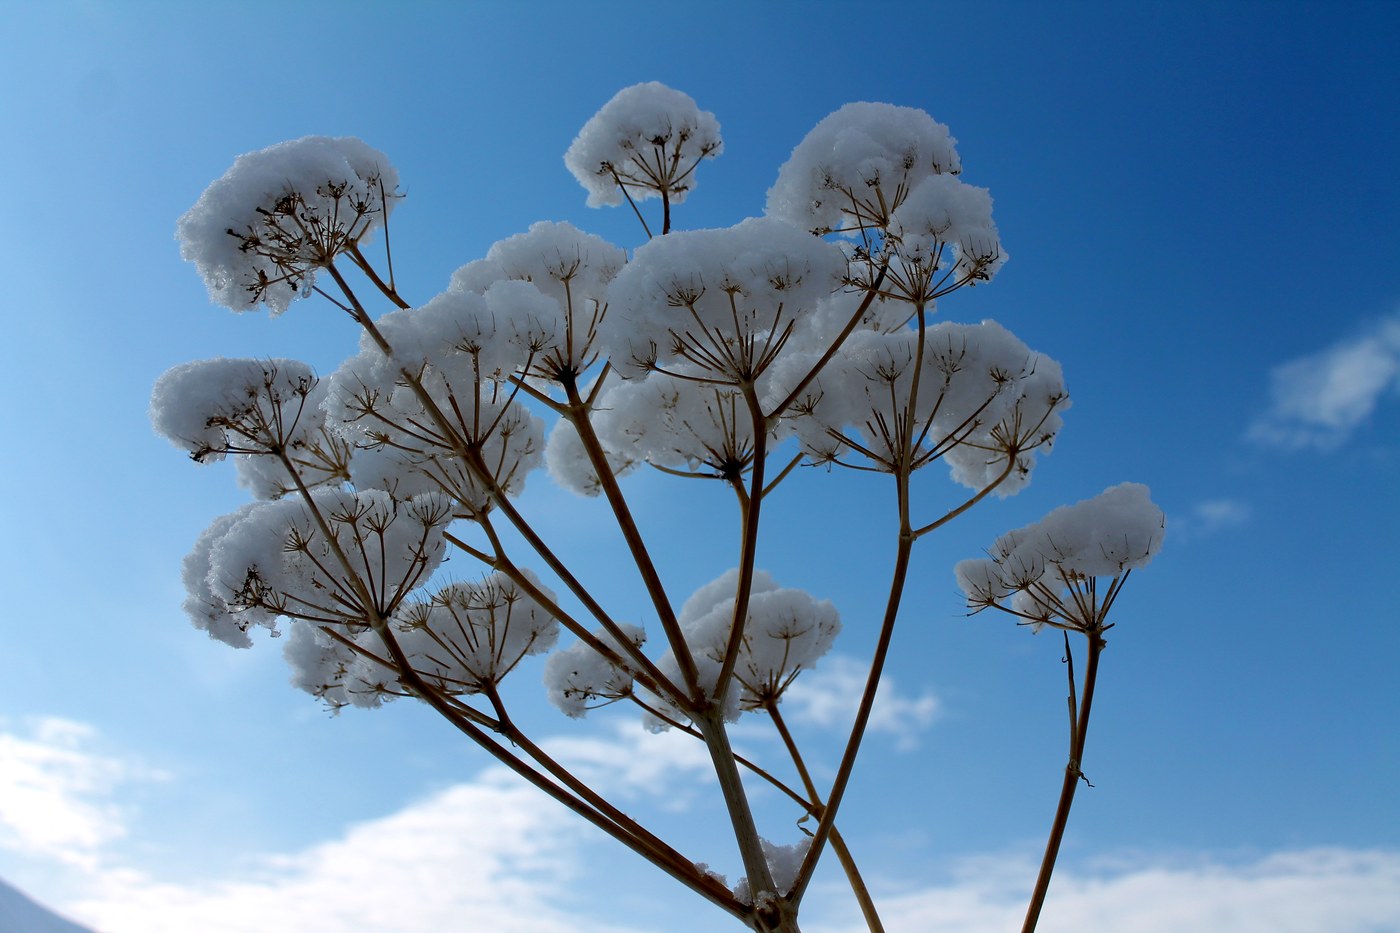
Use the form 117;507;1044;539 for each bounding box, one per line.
1020;633;1104;933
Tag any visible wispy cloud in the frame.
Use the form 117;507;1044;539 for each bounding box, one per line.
70;777;637;933
0;718;163;871
13;719;683;933
1249;312;1400;449
1171;497;1251;542
784;655;940;751
808;847;1400;933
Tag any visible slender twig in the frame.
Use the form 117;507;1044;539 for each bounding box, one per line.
559;374;701;700
768;703;885;933
1021;632;1104;933
766;265;888;424
789;480;915;908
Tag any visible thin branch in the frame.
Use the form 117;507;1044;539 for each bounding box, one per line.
1021;633;1105;933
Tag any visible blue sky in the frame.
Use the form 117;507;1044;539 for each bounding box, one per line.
1;2;1398;931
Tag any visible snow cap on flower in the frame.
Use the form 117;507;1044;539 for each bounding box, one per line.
197;488;453;635
565;82;722;208
178;136;398;314
323;300;546;514
152;358;322;462
767;102;961;236
449;222;627;380
604;217;845;379
643;569;840;729
393;570;560;696
955;483;1165;630
181;504;263;647
773;319;1067;493
283;621;394;711
544;623;648;718
888;173;1006;285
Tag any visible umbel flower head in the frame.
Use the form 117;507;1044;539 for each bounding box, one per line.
565;82;722;209
150;357;351;499
956;483;1165;634
178;136;399;313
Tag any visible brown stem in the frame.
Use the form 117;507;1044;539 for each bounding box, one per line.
1021;633;1103;933
693;709;799;933
790;513;914;907
769;704;885;932
347;243;411;309
716;384;768;692
559;376;701;701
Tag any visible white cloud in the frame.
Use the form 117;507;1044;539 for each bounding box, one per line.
0;718;162;871
1170;497;1250;541
11;720;702;933
783;655;940;751
69;777;638;933
10;719;1400;933
809;847;1400;933
1249;312;1400;449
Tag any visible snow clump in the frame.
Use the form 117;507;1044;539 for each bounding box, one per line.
766;102;961;236
178;136;398;313
955;483;1165;630
565;82;722;209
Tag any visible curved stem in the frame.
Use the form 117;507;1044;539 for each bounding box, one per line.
276;453;744;922
1021;633;1104;933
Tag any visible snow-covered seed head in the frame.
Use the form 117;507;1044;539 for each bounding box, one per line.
449;221;627;382
393;571;560;696
565;82;723;209
188;489;453;644
604;217;845;382
775;321;1067;491
178;136;400;313
766;102;961;238
544;624;648;718
955;483;1166;633
642;570;841;728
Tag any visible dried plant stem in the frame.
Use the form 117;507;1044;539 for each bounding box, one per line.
324;264;692;713
483;686;720;899
1021;633;1103;933
559;376;702;698
768;703;884;933
789;520;913;909
694;709;796;933
277;452;745;922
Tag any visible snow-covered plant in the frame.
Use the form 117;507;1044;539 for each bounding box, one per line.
156;82;1164;933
